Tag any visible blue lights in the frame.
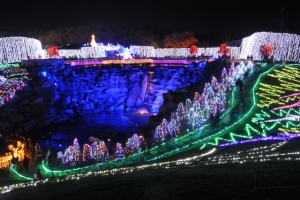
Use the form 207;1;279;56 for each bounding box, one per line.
41;71;47;77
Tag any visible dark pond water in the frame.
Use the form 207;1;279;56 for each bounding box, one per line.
39;107;153;151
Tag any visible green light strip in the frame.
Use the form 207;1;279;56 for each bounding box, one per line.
32;63;300;174
10;166;34;181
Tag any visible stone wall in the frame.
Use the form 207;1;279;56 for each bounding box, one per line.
0;61;207;134
30;62;207;116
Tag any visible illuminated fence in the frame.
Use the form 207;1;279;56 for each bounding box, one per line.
0;154;12;169
2;32;300;63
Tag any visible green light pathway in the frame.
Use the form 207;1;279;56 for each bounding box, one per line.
13;62;287;179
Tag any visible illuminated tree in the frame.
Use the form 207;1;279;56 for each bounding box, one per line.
189;45;198;57
113;143;124;160
260;43;273;59
47;46;59;58
218;43;231;57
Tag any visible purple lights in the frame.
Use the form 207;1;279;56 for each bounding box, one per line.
279;92;300;99
219;133;300;147
67;60;104;66
65;59;206;67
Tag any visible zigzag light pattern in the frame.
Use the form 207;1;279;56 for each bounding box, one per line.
214;64;300;146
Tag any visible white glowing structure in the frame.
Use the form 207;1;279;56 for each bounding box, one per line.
240;32;300;61
58;47;106;59
3;32;300;62
130;46;156;58
130;46;240;58
90;35;97;47
103;43;121;51
0;37;44;63
122;47;133;59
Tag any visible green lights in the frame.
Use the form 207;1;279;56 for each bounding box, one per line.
9;64;300;179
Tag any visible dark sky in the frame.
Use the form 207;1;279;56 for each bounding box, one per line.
0;0;299;40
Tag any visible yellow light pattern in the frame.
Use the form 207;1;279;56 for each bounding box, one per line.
102;59;153;65
278;127;300;133
257;67;300;108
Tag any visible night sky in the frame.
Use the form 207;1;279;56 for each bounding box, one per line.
0;0;299;40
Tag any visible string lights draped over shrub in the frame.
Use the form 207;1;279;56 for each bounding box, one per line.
0;64;29;106
153;61;254;143
62;134;147;164
82;140;109;163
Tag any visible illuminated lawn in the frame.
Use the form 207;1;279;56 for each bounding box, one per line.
3;138;300;200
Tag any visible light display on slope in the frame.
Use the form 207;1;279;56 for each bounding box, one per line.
213;64;300;148
219;133;300;147
62;138;80;163
7;134;299;195
154;119;172;143
95;141;109;162
280;92;300;99
273;101;300;110
263;114;300;123
125;134;146;156
153;61;254;144
257;67;300;108
82;144;91;161
85;141;109;162
0;65;29;106
113;143;125;160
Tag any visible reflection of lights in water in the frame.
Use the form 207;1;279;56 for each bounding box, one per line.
135;108;149;114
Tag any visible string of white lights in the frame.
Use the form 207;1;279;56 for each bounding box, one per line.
240;32;300;61
2;138;299;194
2;32;300;63
0;37;44;63
131;47;240;58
